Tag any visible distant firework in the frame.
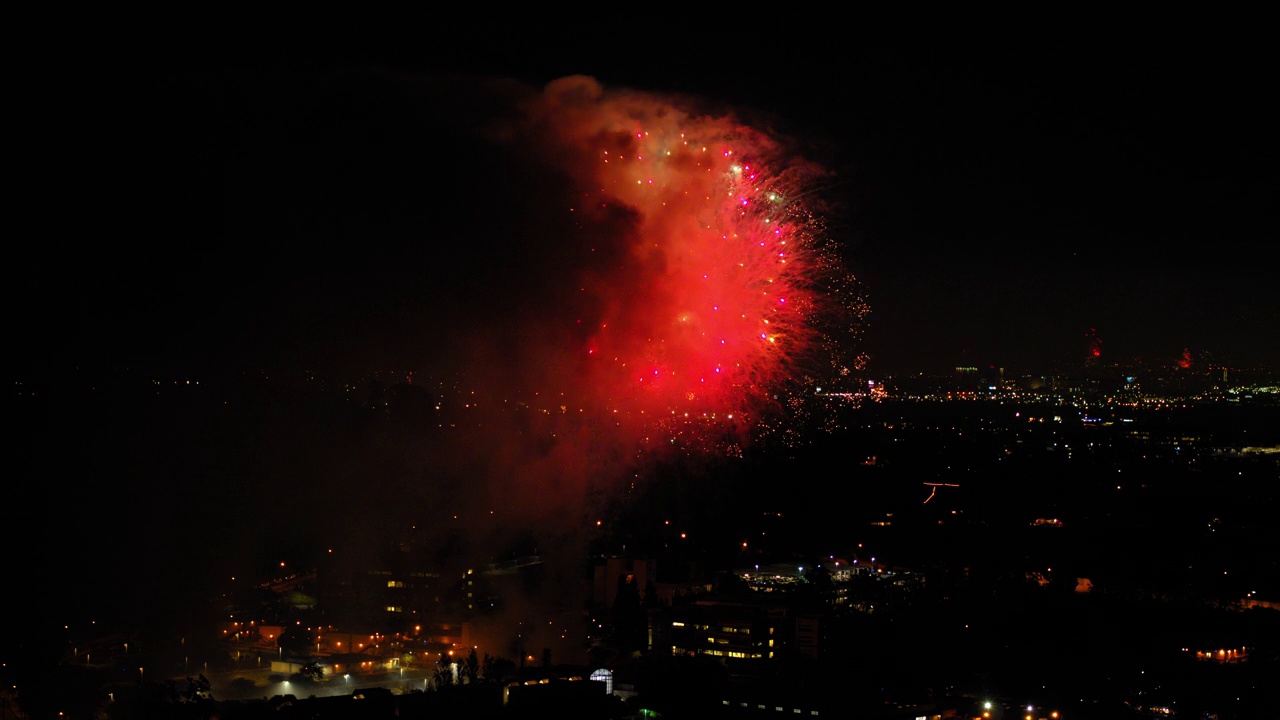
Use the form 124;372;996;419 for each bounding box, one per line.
514;76;867;455
1085;328;1103;363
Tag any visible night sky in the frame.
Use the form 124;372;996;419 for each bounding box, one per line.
16;27;1279;382
10;25;1279;641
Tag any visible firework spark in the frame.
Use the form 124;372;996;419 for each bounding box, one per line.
502;75;866;456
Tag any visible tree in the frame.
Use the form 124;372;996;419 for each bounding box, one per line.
179;674;214;703
432;652;456;688
797;565;835;609
296;662;324;683
276;625;314;660
610;574;647;654
464;648;480;684
643;579;663;608
483;653;516;683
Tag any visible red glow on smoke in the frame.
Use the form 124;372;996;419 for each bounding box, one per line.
1085;328;1103;361
525;76;851;449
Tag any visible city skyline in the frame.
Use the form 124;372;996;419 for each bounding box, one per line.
10;365;1278;717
